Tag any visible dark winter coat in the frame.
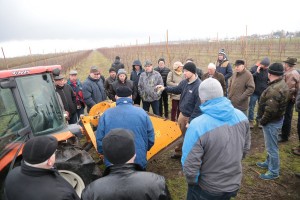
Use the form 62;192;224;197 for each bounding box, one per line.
82;76;107;111
56;84;77;114
81;163;170;200
216;59;233;82
202;71;226;95
165;77;201;120
154;66;171;86
4;161;80;200
109;79;137;101
258;78;289;125
104;76;116;100
250;65;269;96
130;62;145;86
111;59;125;73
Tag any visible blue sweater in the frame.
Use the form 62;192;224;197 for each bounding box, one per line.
96;98;155;169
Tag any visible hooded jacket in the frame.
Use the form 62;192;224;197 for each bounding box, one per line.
250;65;269;96
81;164;170;200
130;60;145;86
96;98;154;169
4;161;80;200
82;75;107;111
182;97;251;193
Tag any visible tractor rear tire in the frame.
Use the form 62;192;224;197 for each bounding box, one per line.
55;141;101;197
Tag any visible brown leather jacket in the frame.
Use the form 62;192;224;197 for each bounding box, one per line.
284;68;299;102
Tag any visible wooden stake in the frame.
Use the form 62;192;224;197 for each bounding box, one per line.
1;47;8;69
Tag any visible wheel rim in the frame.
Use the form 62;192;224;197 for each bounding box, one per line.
59;170;85;197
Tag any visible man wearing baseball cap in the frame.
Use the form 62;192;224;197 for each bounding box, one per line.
4;136;79;200
83;128;170;200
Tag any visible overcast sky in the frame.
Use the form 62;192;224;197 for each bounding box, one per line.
0;0;299;57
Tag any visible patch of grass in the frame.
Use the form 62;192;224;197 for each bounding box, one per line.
166;176;187;200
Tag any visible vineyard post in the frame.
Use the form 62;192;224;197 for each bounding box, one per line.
1;47;8;69
166;30;171;67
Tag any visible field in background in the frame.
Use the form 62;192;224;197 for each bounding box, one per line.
1;39;300;199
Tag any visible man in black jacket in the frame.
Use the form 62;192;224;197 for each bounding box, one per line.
111;56;125;73
4;136;80;200
154;58;170;118
54;75;77;124
82;128;170;200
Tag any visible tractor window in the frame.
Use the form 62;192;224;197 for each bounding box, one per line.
0;87;24;149
16;74;65;135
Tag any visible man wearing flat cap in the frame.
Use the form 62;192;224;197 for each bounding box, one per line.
83;129;170;200
55;75;77;124
67;70;85;119
4;136;79;200
228;60;255;116
280;57;299;142
256;63;289;180
82;66;107;113
96;86;154;170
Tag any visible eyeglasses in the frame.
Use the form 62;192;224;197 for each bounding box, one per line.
94;73;100;75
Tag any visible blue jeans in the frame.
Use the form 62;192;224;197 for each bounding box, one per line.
262;119;283;176
248;93;260;121
142;100;159;115
187;185;238;200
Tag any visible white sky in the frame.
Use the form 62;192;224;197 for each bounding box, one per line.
0;0;299;57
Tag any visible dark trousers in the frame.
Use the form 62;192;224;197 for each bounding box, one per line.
282;100;294;140
134;93;142;106
171;99;180;121
142;100;159;115
187;185;238;200
297;112;300;142
159;90;169;118
68;113;78;124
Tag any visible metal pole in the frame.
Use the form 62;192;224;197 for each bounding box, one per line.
1;47;9;69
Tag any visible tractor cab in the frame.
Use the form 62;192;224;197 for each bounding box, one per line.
0;65;70;170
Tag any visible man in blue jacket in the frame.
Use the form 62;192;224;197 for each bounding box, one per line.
82;66;107;113
96;86;155;169
182;78;251;200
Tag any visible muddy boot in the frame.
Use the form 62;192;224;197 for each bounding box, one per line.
171;143;182;159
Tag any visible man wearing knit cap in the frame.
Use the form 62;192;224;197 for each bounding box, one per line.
280;57;299;142
4;136;80;200
248;57;270;128
82;66;107;112
228;60;255;116
108;69;137;102
96;86;154;169
130;59;145;105
104;67;117;100
215;49;233;96
256;63;289;180
156;62;201;159
201;63;226;95
83;128;170;200
182;78;250;199
167;61;184;121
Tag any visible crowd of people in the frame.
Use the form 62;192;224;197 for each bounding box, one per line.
4;53;300;200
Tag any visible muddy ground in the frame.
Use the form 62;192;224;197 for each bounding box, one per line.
147;118;300;200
